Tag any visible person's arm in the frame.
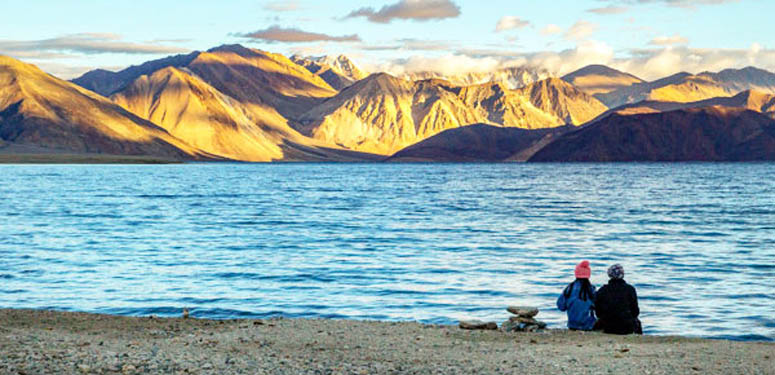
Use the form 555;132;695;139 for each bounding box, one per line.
630;285;640;318
594;287;609;319
557;286;568;311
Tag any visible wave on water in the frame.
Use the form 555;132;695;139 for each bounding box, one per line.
1;163;774;342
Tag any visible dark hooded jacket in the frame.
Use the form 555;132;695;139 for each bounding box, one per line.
594;279;640;334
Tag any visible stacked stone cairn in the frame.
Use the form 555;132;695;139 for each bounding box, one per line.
500;306;547;333
458;305;547;332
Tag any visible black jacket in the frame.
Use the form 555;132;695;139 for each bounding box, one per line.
594;279;640;334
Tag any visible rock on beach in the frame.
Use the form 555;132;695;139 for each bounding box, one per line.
507;306;539;317
458;320;498;330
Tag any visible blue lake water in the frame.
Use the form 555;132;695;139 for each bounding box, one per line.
0;163;773;341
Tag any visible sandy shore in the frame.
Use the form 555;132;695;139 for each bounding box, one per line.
0;309;772;374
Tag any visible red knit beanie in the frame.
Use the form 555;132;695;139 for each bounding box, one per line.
575;260;591;279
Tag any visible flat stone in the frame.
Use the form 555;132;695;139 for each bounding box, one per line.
459;320;498;330
506;306;539;317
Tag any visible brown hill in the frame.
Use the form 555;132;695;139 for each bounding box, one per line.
597;67;775;108
295;73;476;154
181;45;337;120
387;124;570;162
298;75;607;155
110;66;379;162
515;78;609;125
74;44;338;120
698;66;775;93
530;107;775;162
0;55;207;160
111;67;289;161
71;52;200;96
590;90;775;123
562;65;644;95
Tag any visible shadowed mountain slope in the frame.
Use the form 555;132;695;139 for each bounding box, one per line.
71;52;200;96
74;44;338;120
0;55;207;160
530;107;775;162
388;124;571;162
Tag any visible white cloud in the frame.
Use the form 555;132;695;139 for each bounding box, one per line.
615;46;775;79
236;26;361;43
563;20;599;41
0;33;188;56
541;24;563;36
263;1;300;12
343;0;461;23
369;53;502;76
587;5;629;14
602;0;740;8
649;34;689;46
495;16;531;32
369;39;775;82
527;40;616;76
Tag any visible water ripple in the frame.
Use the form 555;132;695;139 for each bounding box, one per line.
0;163;773;342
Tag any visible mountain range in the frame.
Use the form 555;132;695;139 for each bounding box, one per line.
4;44;775;162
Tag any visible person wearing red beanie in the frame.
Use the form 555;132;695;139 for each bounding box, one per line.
557;260;597;330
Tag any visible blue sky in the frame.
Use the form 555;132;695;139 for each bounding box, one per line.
0;0;770;80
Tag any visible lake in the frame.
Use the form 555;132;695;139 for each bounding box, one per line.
1;163;773;341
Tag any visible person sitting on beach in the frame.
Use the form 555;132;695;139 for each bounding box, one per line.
594;264;642;335
556;260;597;331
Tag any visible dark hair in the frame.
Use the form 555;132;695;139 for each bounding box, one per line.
563;278;595;301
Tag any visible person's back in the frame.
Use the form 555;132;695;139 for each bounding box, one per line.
595;264;641;335
556;260;597;331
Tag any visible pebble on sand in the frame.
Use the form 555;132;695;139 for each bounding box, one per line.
458;320;498;330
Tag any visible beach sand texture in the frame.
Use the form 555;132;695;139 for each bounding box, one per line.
1;309;773;374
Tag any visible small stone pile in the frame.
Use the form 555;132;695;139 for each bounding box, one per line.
458;305;548;332
500;306;547;333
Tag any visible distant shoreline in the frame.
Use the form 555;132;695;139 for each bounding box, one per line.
0;153;182;164
0;309;772;374
4;155;775;165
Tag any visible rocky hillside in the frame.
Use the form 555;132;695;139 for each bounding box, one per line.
297;75;607;155
595;90;775;120
596;67;775;108
0;55;207;160
291;55;367;91
111;67;292;161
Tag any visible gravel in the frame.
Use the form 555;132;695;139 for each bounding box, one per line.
0;309;772;374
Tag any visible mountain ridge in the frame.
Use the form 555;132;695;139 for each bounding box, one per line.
0;55;209;160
